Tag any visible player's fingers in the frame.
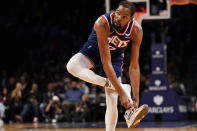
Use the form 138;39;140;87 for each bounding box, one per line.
133;101;139;108
121;101;128;109
121;101;126;108
123;100;131;109
127;100;132;109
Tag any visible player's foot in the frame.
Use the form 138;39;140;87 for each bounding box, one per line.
124;104;149;128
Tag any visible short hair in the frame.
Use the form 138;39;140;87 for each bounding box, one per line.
118;0;135;17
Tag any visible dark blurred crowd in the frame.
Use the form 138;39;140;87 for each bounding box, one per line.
0;71;110;123
0;0;197;124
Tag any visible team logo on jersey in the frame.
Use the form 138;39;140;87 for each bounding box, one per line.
125;33;130;37
107;35;130;49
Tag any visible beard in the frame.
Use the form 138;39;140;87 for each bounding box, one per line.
112;15;121;31
112;16;126;33
112;22;121;31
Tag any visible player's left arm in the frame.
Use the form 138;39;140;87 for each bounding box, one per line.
129;21;143;108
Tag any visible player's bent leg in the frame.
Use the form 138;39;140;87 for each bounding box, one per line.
66;53;93;73
66;53;107;87
105;88;118;131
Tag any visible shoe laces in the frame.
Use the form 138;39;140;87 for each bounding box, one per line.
124;107;136;121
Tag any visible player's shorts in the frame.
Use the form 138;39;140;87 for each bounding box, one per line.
79;42;124;77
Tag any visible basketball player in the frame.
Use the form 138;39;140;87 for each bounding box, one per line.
66;0;148;130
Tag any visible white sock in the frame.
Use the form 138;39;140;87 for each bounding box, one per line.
106;83;133;106
105;88;118;131
66;53;107;86
104;84;133;131
121;84;133;107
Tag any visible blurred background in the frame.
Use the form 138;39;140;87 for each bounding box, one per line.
0;0;196;124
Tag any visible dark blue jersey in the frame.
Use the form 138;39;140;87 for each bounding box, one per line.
86;11;135;58
79;12;135;77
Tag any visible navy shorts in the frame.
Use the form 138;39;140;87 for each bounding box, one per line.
79;43;124;77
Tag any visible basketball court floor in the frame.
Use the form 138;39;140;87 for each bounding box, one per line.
2;121;197;131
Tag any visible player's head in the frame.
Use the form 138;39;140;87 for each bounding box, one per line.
113;0;135;29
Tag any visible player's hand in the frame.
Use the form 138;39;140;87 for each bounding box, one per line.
133;98;139;108
120;91;132;109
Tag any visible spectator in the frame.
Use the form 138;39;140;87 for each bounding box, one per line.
0;88;11;123
77;80;89;95
39;82;59;121
10;82;23;123
15;83;40;123
44;96;64;123
70;95;91;122
20;75;29;93
0;97;6;126
62;81;84;121
40;91;53;121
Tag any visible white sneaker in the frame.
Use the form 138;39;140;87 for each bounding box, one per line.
124;104;149;128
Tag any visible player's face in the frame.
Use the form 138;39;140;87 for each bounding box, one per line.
114;5;132;29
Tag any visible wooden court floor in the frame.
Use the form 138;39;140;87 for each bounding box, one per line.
1;123;197;131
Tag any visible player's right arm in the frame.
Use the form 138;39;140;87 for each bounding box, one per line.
94;16;131;109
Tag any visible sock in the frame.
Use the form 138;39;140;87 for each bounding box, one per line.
105;88;118;131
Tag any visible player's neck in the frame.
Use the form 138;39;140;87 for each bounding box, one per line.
112;23;127;33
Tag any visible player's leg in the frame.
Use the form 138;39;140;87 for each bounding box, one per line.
66;53;107;87
105;88;118;131
105;80;133;131
104;78;120;131
105;56;132;131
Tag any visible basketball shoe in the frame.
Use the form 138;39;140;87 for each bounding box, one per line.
124;104;149;128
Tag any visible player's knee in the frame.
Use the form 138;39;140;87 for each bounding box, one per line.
106;98;117;107
106;100;117;107
66;60;74;74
